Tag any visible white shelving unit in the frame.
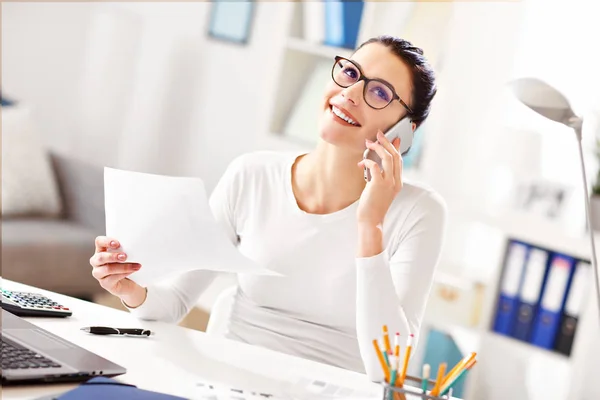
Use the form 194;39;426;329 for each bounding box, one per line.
461;206;600;400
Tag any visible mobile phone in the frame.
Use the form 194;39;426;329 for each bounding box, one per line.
363;117;414;181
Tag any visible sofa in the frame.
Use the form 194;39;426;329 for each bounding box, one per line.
2;103;106;300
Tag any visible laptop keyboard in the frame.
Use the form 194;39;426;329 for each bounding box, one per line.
1;338;62;370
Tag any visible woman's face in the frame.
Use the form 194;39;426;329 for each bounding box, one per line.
319;42;415;154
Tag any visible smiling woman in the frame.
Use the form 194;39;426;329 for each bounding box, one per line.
88;35;447;383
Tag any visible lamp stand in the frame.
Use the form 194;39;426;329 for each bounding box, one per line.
570;117;600;321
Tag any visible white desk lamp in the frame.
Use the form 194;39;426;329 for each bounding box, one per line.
509;77;600;321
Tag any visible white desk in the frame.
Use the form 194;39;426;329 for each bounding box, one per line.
1;280;458;400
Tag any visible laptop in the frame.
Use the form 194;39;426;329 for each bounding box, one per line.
1;309;126;385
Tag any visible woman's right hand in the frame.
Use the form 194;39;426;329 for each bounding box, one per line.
90;236;147;307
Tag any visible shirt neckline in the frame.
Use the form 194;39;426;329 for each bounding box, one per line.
283;152;359;222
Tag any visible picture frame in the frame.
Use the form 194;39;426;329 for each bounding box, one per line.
208;0;255;45
512;178;573;220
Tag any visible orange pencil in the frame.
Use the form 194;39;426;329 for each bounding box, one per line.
394;332;400;358
430;362;447;396
383;325;392;354
442;352;477;386
373;339;390;383
399;333;413;385
440;359;477;396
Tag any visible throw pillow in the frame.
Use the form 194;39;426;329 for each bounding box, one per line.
1;106;63;217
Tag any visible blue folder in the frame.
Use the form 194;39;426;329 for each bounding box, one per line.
530;254;575;349
511;247;549;342
324;0;364;49
492;241;529;335
49;377;186;400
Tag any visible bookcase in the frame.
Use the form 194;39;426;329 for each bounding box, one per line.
461;209;600;400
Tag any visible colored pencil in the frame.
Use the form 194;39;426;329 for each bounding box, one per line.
440;359;477;396
373;339;390;382
421;364;430;393
383;325;392;354
430;362;447;396
399;334;413;384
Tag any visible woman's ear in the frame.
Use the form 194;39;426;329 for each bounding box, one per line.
411;122;417;132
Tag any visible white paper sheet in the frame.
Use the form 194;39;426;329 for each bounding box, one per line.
104;167;279;286
192;378;379;400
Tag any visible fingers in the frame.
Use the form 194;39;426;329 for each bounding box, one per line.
392;137;403;190
358;159;383;183
376;130;401;178
92;263;141;281
90;250;129;267
365;137;393;181
95;236;121;253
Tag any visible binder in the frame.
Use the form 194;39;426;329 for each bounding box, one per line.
324;0;364;49
511;247;549;341
492;241;528;335
530;254;574;349
554;260;591;355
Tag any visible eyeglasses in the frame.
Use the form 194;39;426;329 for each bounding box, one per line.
331;56;413;114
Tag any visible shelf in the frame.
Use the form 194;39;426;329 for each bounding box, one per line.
484;330;570;366
285;37;353;60
473;209;592;261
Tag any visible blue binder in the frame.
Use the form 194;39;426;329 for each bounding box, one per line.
511;247;549;342
493;241;529;335
324;0;364;49
530;253;575;349
554;260;591;355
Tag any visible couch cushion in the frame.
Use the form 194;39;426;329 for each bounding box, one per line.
49;153;106;233
1;106;63;218
2;219;104;297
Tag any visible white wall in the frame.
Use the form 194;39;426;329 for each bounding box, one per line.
2;2;303;191
7;1;599;286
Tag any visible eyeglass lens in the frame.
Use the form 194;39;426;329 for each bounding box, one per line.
332;58;394;109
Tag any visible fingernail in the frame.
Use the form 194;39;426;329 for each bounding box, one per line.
118;253;126;261
365;139;373;144
133;264;141;270
110;241;118;247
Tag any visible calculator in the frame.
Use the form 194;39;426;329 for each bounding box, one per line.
1;289;72;317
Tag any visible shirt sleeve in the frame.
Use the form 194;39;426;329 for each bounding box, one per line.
123;157;244;323
355;190;448;382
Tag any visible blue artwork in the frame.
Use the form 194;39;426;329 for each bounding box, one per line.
208;0;254;44
1;91;16;107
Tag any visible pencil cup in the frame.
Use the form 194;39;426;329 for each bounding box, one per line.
381;375;453;400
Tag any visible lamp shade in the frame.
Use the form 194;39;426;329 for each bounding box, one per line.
509;77;577;125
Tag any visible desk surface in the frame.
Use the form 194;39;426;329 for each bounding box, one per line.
1;280;459;400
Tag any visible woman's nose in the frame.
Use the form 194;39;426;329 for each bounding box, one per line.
341;81;364;106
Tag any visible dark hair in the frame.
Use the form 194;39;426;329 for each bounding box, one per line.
356;35;437;128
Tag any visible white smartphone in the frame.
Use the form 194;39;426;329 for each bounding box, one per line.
363;117;414;181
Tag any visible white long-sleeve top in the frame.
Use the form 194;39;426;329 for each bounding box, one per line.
124;150;447;382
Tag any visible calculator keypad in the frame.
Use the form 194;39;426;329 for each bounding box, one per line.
1;289;70;312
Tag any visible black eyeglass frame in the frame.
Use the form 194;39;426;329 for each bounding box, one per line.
331;55;414;114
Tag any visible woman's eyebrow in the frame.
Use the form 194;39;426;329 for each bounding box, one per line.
351;59;399;94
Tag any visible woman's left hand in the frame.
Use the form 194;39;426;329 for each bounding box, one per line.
357;130;403;228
